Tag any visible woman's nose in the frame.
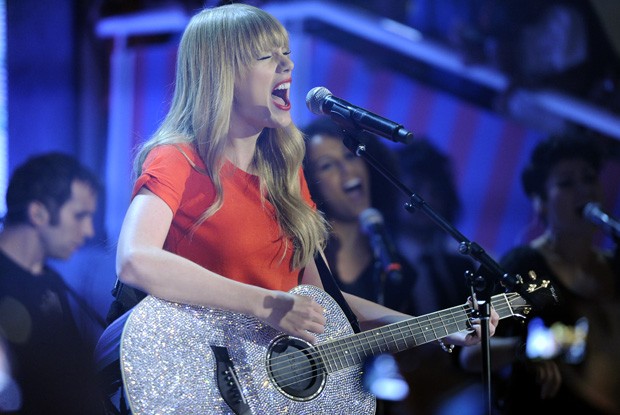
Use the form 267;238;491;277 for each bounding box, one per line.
338;160;356;176
279;55;294;73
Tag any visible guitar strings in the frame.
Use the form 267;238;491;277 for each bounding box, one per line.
269;295;518;389
267;294;520;390
269;300;507;389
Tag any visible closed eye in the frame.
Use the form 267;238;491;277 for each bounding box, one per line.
257;50;291;61
315;160;335;173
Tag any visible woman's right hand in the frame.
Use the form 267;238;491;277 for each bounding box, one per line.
258;291;326;344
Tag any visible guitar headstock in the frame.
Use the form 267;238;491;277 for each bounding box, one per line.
509;270;559;314
493;270;558;321
502;293;532;320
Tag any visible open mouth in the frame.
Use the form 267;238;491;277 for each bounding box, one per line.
343;178;363;194
272;81;291;110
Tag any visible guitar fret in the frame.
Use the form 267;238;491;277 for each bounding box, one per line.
389;325;404;352
374;331;387;353
395;325;409;350
317;346;334;373
401;323;416;348
445;307;463;335
370;331;380;354
420;314;435;341
325;338;363;372
335;340;351;370
344;345;358;367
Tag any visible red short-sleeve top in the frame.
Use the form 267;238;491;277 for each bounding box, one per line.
132;143;315;292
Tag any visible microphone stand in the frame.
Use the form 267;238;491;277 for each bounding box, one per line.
340;129;524;415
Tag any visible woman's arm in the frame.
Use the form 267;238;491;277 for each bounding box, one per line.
116;188;326;343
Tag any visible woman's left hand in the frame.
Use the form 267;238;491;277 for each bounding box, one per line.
444;297;500;347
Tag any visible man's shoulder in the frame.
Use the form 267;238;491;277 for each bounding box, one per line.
0;252;66;295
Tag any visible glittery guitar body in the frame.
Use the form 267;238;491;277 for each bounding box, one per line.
120;284;532;415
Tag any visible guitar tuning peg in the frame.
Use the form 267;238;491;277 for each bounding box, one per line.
527;270;537;281
526;283;538;293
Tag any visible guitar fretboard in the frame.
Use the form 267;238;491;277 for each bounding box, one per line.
317;293;515;372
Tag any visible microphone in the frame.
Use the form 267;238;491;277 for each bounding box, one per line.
359;208;403;285
306;86;414;145
581;202;620;239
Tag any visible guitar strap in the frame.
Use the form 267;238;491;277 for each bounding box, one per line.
314;253;361;334
106;279;147;325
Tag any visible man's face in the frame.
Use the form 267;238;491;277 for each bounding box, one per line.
40;180;97;260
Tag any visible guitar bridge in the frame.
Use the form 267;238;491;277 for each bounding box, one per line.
211;346;252;415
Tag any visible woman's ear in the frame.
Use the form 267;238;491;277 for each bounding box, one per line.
27;201;49;226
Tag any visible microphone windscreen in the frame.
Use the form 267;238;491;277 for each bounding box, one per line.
359;208;384;235
581;202;601;219
306;86;331;115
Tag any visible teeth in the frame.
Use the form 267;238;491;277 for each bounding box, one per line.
274;82;290;91
343;178;361;191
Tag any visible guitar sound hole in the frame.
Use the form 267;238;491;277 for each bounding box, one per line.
267;336;326;401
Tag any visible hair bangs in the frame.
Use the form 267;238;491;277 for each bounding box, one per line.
230;7;289;69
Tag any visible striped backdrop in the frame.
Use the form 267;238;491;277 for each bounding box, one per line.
107;26;620;261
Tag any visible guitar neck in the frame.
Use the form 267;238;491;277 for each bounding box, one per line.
317;293;515;373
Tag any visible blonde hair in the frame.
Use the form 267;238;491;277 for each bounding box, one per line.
133;4;328;269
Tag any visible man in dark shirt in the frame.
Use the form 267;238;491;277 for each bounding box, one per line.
0;153;104;414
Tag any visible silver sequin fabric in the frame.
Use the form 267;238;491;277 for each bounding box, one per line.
120;285;376;414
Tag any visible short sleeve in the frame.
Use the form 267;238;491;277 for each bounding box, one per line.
132;144;201;214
